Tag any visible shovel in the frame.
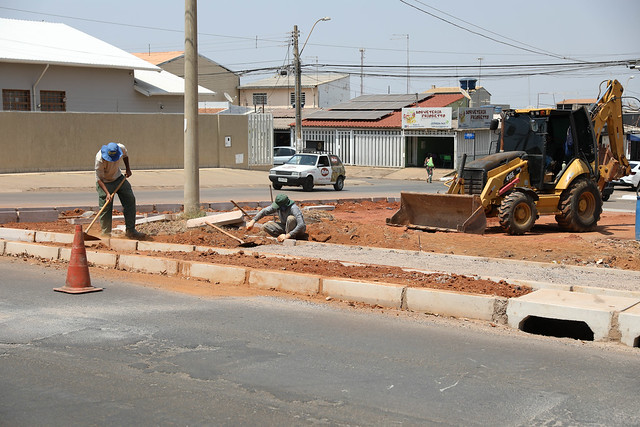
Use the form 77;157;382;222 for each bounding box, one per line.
206;221;258;248
230;200;252;220
83;177;126;240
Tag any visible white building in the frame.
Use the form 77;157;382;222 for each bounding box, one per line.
0;18;214;113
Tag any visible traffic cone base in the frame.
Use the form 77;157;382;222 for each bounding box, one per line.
54;224;103;294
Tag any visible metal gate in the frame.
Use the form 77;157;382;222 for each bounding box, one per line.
248;113;273;167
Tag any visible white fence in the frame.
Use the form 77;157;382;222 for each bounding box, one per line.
298;128;404;167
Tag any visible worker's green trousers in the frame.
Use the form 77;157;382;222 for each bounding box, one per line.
96;175;136;236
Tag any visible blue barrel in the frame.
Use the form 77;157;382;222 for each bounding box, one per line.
636;187;640;241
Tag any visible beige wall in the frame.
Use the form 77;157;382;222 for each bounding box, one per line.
0;111;257;173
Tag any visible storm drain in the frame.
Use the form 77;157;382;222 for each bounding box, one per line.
520;316;594;341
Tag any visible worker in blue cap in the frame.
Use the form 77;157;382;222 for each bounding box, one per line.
94;142;144;239
246;194;306;241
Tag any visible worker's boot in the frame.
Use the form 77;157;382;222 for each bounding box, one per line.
125;229;146;240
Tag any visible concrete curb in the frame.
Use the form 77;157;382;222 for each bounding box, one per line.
1;228;639;348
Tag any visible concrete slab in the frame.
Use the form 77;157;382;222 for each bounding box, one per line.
137;241;194;253
405;287;498;321
18;209;59;223
572;285;640;300
0;240;5;255
322;278;404;309
183;262;246;285
5;241;59;260
186;211;244;228
507;289;640;341
135;213;179;224
67;218;93;224
119;254;179;275
108;239;138;252
248;269;320;295
618;303;640;348
0;228;35;242
60;247;118;268
35;231;75;244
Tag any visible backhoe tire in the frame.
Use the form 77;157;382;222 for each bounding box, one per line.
555;178;602;232
498;191;538;235
302;175;314;192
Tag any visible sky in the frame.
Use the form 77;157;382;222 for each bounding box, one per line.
2;0;639;109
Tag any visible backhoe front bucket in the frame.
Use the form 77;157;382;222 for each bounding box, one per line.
387;192;487;234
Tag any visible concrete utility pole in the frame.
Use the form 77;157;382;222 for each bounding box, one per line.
184;0;199;215
293;25;302;152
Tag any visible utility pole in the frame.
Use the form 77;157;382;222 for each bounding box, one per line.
293;25;302;152
359;48;365;96
184;0;199;215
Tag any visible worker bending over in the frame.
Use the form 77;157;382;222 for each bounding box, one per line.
246;194;306;241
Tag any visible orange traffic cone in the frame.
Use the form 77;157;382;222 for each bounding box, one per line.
54;225;103;294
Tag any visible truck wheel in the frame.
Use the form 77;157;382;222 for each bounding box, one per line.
555;178;602;231
498;191;538;235
333;176;344;191
272;183;283;190
302;176;314;191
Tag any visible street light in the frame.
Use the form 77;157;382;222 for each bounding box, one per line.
294;17;331;152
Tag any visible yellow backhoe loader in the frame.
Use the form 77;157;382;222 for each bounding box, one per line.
388;79;630;235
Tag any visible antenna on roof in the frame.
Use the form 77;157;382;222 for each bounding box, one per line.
224;92;235;104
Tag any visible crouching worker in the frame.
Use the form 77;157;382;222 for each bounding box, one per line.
246;194;306;242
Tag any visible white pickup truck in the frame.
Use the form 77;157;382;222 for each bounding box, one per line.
269;153;346;191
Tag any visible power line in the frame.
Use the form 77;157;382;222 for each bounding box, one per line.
405;0;582;61
398;0;579;61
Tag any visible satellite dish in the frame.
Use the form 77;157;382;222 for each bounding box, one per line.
224;92;235;103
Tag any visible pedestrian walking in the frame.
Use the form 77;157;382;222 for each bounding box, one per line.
424;154;435;183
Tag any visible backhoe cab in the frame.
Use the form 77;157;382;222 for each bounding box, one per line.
388;79;630;235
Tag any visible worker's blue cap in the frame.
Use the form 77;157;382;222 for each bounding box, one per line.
101;142;122;162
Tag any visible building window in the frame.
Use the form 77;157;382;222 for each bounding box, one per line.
253;93;267;106
290;92;306;107
40;90;66;111
2;89;31;111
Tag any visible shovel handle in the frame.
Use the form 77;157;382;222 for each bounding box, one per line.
85;177;127;235
230;200;251;219
206;221;245;244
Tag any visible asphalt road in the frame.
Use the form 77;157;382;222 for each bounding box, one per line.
1;257;638;426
